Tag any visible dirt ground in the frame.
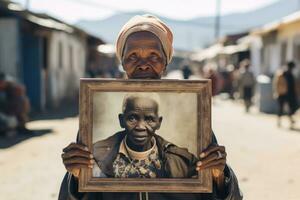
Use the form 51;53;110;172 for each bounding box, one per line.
212;99;300;200
0;99;299;200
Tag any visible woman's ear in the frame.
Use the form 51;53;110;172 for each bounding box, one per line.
118;114;125;128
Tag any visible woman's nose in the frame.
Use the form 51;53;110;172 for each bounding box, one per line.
137;65;150;71
136;59;150;71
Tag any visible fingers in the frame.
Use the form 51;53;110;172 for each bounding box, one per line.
62;149;92;160
197;151;226;168
196;144;227;172
196;159;226;171
63;142;89;153
199;145;225;158
64;157;94;166
62;142;94;177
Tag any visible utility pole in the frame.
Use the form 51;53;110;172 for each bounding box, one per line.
215;0;221;40
25;0;30;10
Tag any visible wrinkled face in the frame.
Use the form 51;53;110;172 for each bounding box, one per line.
119;97;162;148
122;31;167;79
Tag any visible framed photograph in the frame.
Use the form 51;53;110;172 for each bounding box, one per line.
79;79;212;193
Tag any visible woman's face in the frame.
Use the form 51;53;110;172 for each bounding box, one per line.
122;31;167;79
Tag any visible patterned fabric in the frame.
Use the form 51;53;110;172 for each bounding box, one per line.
112;137;164;178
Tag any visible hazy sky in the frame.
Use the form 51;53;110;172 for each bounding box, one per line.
14;0;279;23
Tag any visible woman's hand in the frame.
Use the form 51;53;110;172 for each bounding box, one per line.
61;143;94;178
196;144;227;179
196;144;227;195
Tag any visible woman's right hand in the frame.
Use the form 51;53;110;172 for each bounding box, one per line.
61;142;94;178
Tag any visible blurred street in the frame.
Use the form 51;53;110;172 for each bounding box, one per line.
1;1;300;199
212;99;300;200
0;107;78;200
0;99;299;200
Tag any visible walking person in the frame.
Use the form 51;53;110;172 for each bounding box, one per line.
239;60;256;112
273;61;298;129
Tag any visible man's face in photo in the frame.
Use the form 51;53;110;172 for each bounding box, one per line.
119;97;162;148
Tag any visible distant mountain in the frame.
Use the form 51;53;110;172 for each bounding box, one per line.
76;0;299;50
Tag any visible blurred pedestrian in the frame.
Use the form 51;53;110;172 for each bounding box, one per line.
0;73;18;137
273;61;298;129
6;83;31;133
219;64;235;99
0;72;31;136
238;59;256;112
181;65;192;79
204;64;222;96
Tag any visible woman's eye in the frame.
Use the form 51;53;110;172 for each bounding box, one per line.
128;54;138;61
149;54;159;62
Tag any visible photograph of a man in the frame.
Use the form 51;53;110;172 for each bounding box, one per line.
92;93;198;178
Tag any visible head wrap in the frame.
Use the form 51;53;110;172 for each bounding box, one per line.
116;14;173;65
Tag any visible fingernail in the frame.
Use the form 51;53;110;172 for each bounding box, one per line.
90;160;94;164
84;147;89;151
89;165;93;168
196;167;200;171
89;154;93;158
197;162;202;167
200;153;205;158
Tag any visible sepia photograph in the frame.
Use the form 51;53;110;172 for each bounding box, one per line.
78;79;212;192
92;92;198;178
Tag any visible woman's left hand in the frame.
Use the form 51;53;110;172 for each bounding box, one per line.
196;144;227;179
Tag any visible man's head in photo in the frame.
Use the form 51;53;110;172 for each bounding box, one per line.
118;93;162;150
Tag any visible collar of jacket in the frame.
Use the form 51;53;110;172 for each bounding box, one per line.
93;131;196;177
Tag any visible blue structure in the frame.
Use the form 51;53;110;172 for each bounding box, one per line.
0;2;44;111
21;32;43;110
0;1;104;112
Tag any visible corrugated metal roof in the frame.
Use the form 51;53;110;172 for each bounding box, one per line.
0;1;104;42
251;10;300;35
26;14;74;33
97;44;115;54
190;44;223;61
190;43;249;62
221;44;248;55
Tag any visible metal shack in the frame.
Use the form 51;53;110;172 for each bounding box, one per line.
0;1;104;111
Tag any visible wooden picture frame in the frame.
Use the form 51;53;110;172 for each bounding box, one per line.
79;78;212;193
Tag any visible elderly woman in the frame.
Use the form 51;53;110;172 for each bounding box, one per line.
59;15;242;200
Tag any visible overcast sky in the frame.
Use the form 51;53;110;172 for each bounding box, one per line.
14;0;279;23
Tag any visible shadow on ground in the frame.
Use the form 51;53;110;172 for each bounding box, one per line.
0;103;78;149
0;129;53;149
291;127;300;132
29;102;78;121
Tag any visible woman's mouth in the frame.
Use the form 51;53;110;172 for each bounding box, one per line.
132;73;157;79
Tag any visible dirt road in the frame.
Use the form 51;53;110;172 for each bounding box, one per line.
0;99;299;200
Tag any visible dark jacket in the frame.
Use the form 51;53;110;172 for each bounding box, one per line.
58;132;243;200
93;131;197;178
